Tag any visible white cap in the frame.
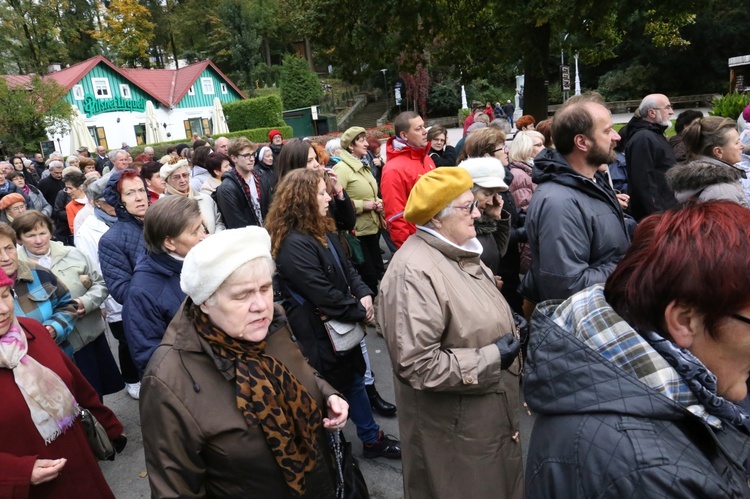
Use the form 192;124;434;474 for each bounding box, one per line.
160;159;189;180
181;226;272;305
458;157;509;191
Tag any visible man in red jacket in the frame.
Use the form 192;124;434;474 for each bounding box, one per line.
381;111;436;248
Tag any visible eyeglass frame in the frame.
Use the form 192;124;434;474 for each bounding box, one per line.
731;313;750;326
454;200;479;214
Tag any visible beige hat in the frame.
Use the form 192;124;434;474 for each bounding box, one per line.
181;226;272;305
160;159;189;180
458;157;509;191
340;126;366;150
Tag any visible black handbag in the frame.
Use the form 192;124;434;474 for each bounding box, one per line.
329;430;370;499
80;408;115;460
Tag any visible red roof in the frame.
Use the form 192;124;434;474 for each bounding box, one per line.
2;56;246;108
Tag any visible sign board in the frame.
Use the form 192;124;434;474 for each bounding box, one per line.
561;65;571;91
311;105;318;120
40;140;55;157
82;94;146;117
394;86;402;106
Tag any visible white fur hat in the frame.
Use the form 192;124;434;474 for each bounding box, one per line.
458;157;509;191
160;159;189;180
180;226;272;305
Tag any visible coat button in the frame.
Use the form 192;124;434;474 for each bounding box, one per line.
465;376;474;383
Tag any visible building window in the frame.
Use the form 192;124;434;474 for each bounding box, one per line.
134;124;146;145
187;85;195;96
91;78;111;99
220;83;228;94
119;84;131;98
201;78;214;95
73;85;84;100
88;126;108;149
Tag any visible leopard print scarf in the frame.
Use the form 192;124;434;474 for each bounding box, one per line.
190;302;322;496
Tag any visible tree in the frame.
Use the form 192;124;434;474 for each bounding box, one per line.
0;0;68;73
93;0;155;67
279;54;322;109
0;77;73;153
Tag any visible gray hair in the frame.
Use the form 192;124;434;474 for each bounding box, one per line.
325;138;342;158
144;146;154;155
203;257;276;307
638;95;661;116
108;149;127;162
48;160;64;170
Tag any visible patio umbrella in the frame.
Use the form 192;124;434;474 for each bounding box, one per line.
211;97;229;135
69;106;97;153
145;100;165;144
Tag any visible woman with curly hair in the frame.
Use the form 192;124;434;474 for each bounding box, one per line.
266;169;401;460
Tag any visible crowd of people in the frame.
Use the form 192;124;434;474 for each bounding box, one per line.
2;96;750;498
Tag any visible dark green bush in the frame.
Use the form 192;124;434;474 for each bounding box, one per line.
128;126;294;157
597;64;653;101
224;94;285;131
428;78;461;117
280;54;323;109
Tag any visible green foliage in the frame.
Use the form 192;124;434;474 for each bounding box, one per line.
93;0;155;67
279;54;323;109
458;108;471;127
224;94;285;131
251;62;281;88
428;79;461;117
710;94;750;119
0;77;73;153
597;64;654;101
128;126;294;157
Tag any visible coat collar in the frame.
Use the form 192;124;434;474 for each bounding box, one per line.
339;150;366;172
413;229;487;280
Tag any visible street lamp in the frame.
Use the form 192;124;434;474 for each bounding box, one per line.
574;52;581;96
380;69;388;108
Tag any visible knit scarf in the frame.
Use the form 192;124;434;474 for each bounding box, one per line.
0;321;79;443
190;302;321;496
94;206;118;227
234;169;263;224
640;329;750;434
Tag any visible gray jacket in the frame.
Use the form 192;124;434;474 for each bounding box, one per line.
666;155;749;207
519;149;630;303
524;291;750;498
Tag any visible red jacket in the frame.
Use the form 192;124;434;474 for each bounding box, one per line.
382;137;436;248
0;318;122;499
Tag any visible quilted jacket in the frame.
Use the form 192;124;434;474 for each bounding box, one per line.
524;288;750;499
123;252;185;376
98;170;146;304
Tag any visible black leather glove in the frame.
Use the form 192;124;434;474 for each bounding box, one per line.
494;334;521;370
515;226;527;244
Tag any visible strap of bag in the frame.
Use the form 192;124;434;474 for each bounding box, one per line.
326;234;350;289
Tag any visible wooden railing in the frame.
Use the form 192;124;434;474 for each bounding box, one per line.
547;94;720;115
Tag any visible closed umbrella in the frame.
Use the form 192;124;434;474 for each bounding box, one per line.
69;106;97;153
145;100;165;144
211;97;229;135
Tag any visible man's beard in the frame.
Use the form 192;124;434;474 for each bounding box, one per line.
587;141;616;167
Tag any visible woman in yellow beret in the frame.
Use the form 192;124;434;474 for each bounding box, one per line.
377;167;524;499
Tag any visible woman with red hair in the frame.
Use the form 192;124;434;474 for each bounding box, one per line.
525;201;750;497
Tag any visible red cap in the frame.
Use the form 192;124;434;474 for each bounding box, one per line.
268;129;282;141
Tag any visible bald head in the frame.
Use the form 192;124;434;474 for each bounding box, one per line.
639;94;673;127
215;137;229;155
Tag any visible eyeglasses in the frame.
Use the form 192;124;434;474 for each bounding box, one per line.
493;145;508;154
653;105;673;111
455;200;479;213
238;153;254;159
731;314;750;326
170;173;190;180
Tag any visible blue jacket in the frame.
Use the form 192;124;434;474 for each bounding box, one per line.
98;170;146;304
123;252;185;376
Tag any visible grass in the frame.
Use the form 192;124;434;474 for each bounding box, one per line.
614;120;676;137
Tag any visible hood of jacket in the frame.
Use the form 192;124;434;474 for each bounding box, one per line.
666;155;745;193
103;169;147;223
134;251;184;278
386;136;431;161
525;285;697;421
622;115;668;143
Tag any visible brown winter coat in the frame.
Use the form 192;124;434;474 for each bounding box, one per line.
140;303;339;498
377;229;524;499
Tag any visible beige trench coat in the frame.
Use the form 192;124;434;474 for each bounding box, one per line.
377;229;524;499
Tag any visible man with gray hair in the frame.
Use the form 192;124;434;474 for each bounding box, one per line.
623;93;678;221
95;145;111;173
143;146;155;160
104;149;130;174
38;160;65;205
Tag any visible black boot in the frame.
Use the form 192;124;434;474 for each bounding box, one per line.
366;383;397;417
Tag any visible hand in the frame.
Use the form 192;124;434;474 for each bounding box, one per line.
45;325;57;340
360;295;374;323
616;193;630;210
74;299;85;318
373;157;383;167
374;201;384;213
322;395;349;430
365;201;379;212
494;334;521;370
493;276;504;290
30;458;66;485
484;193;504;220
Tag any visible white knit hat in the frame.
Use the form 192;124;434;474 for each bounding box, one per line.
160;159;189;180
458;157;509;191
181;226;272;304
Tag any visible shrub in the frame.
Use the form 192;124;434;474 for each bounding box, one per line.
280;54;323;109
597;64;653;101
458;108;471;126
428;78;461;117
710;93;750;119
224;94;285;131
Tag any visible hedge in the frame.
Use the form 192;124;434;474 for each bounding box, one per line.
224;94;286;131
127;126;294;158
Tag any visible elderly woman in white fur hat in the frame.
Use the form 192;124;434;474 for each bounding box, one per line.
458;156;511;281
140;226;348;498
159;159;225;234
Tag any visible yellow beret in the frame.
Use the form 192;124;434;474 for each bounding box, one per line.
404;168;473;225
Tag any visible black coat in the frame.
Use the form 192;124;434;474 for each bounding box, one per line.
215;169;272;229
428;146;458;167
623;117;678;221
275;230;371;391
525;299;750;498
38;176;65;206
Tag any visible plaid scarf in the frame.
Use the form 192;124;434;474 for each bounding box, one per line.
234;169;263;224
189;301;321;496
